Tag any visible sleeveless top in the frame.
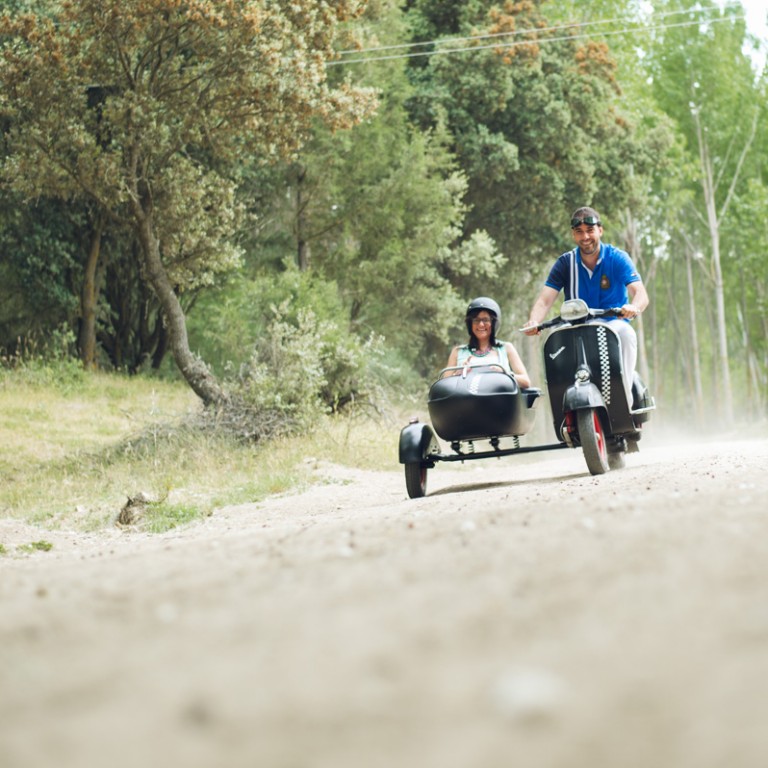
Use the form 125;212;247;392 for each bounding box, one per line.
455;342;512;374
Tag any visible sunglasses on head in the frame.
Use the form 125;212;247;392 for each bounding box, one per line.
571;216;601;228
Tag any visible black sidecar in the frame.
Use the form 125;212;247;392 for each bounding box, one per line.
398;364;547;498
428;365;540;442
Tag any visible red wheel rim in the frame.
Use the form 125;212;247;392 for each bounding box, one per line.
593;410;606;459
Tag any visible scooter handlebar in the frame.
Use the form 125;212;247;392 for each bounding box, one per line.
519;306;625;334
591;307;625;318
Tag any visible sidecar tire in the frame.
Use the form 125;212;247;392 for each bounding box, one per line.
578;409;609;475
405;462;428;498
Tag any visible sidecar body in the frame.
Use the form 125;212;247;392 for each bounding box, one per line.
399;365;553;498
427;366;540;442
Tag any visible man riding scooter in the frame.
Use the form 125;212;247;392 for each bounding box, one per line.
523;206;650;449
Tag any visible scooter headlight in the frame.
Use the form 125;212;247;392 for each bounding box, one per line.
575;368;590;383
560;299;589;322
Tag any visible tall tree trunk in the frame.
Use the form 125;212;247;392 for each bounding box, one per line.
685;250;705;423
296;164;311;272
78;213;104;369
132;200;225;406
694;118;733;422
666;256;691;413
738;268;763;420
691;103;757;423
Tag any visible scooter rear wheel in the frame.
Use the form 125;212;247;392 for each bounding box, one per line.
405;462;428;498
577;408;609;475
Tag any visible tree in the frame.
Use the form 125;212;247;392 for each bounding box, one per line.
647;0;761;422
0;0;376;404
403;0;662;293
0;195;84;350
243;0;507;374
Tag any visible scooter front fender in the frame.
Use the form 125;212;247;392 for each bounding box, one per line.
562;380;606;413
398;421;440;465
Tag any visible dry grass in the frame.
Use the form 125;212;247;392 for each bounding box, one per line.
0;365;403;533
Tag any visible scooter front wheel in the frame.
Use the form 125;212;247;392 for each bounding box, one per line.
577;408;609;475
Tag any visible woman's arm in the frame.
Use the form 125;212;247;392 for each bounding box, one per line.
505;342;532;388
440;345;462;377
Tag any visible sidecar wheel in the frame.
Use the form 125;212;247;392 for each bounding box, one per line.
405;462;428;498
577;409;609;475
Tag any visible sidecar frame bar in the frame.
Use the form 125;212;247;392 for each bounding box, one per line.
427;441;569;464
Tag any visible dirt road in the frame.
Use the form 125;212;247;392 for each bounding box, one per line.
2;433;768;768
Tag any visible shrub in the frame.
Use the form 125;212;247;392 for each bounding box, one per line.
200;306;384;441
0;326;84;390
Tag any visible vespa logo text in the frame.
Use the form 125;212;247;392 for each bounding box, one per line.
549;346;566;360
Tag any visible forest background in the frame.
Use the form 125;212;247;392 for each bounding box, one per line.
1;0;766;438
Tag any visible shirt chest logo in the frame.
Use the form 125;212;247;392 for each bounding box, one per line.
600;274;611;290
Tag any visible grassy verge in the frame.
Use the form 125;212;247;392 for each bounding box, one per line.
0;363;408;534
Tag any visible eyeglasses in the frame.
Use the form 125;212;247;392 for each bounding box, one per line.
472;316;493;326
571;216;601;228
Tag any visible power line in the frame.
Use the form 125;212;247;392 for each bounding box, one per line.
334;6;739;57
329;10;747;67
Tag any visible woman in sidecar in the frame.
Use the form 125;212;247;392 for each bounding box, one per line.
399;297;540;497
444;297;532;387
429;296;537;443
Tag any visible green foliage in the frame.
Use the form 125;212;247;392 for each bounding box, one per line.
648;0;759;193
139;502;203;534
0;195;84;349
403;0;676;294
0;0;378;404
314;123;504;371
0;0;766;424
190;263;426;405
260;114;505;374
188;268;341;371
190;262;398;437
16;540;53;553
223;310;329;437
210;302;387;441
0;324;84;391
643;0;764;419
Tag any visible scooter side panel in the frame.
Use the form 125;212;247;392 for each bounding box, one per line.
543;323;635;436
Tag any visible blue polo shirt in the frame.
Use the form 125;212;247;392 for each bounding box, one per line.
545;243;641;309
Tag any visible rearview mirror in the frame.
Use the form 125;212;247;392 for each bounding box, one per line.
560;299;589;322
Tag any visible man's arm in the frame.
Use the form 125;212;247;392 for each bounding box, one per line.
621;280;649;319
523;286;560;335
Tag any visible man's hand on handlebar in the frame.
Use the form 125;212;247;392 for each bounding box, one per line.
522;320;540;336
619;303;640;319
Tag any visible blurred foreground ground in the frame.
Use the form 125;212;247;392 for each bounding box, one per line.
2;433;768;768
